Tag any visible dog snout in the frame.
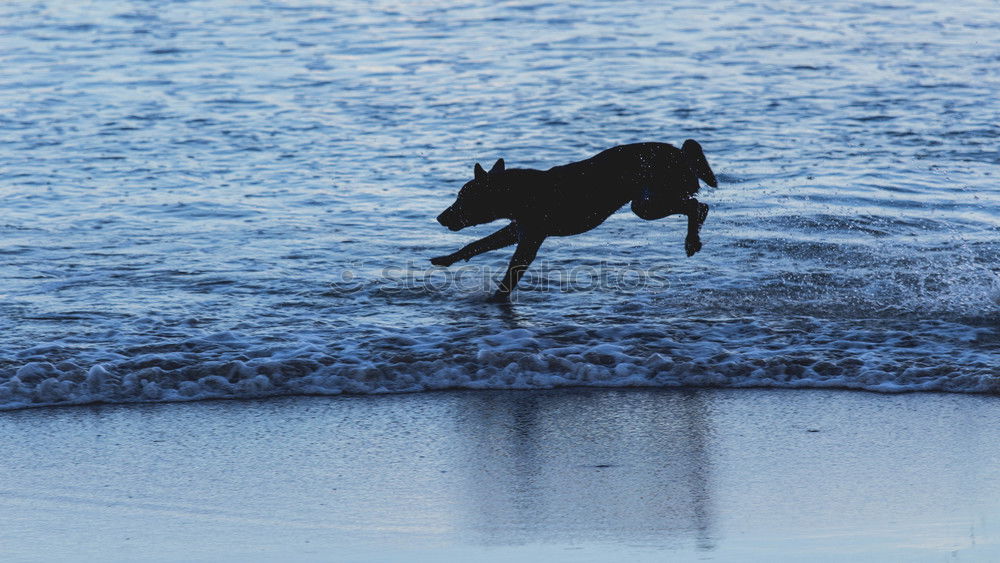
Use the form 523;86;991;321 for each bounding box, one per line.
436;210;453;227
437;207;464;231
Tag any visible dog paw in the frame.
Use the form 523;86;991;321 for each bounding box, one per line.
685;237;702;257
430;255;456;267
486;291;510;303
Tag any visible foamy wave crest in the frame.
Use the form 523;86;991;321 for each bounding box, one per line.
2;320;997;410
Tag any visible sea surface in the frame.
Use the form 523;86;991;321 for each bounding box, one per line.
0;0;997;410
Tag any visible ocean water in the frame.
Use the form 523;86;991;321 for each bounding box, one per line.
0;0;997;410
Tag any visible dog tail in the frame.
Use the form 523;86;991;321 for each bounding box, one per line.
681;139;718;188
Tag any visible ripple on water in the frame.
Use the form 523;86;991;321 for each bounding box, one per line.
0;0;997;409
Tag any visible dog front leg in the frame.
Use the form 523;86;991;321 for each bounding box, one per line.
489;236;544;302
431;223;518;267
683;199;709;257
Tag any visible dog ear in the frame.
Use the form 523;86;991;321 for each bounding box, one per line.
490;158;505;173
474;162;486;180
681;139;718;188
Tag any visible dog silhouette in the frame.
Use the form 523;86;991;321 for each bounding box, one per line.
433;140;718;302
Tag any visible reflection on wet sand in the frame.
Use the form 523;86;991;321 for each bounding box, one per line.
450;389;716;551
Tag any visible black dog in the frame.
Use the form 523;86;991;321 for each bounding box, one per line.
432;140;718;302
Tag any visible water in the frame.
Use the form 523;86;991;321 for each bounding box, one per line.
0;0;997;410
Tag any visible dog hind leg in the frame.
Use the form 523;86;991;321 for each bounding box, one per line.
631;191;707;256
683;198;709;257
631;187;683;220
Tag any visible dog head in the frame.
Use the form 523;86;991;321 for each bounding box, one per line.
681;139;718;188
437;158;506;231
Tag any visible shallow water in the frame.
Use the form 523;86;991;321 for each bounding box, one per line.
1;0;998;409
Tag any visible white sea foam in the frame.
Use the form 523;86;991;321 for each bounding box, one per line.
1;319;996;411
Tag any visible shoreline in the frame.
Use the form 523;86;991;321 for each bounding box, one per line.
3;380;998;413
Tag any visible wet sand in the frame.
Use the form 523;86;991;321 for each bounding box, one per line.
1;388;998;562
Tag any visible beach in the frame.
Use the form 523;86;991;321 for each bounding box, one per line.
2;388;998;562
1;1;998;559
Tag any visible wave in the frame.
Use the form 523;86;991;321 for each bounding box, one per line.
2;319;997;411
